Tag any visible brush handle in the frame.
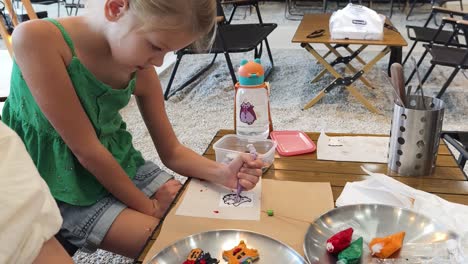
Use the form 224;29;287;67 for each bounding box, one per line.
236;144;258;200
236;183;242;197
390;63;406;106
382;70;404;107
235;178;243;203
247;144;258;160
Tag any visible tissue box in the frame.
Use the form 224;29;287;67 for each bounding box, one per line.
213;134;277;172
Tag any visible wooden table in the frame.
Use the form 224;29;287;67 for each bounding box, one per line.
136;129;468;263
292;14;408;114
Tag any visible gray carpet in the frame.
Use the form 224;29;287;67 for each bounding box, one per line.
151;48;468;152
139;48;468;165
74;48;467;263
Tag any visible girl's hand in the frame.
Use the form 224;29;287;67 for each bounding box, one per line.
151;179;182;218
221;153;264;190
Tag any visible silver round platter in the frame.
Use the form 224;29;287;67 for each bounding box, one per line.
304;204;459;264
148;229;307;264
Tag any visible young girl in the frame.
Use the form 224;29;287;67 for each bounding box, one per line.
2;0;263;259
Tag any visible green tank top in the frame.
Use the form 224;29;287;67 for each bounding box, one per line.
1;18;145;206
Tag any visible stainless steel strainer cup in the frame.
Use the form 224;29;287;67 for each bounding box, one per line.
388;95;445;176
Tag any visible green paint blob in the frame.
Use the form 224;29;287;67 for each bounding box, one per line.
336;237;363;264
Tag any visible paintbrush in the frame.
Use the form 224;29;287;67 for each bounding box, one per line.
236;144;258;203
390;63;407;106
411;57;427;110
382;71;405;107
406;85;413;104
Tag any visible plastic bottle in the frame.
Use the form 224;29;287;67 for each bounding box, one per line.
234;59;272;139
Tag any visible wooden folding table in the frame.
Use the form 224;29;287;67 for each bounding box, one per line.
292;14;407;114
136;129;468;263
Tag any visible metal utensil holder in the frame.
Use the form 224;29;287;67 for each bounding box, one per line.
388;95;445;176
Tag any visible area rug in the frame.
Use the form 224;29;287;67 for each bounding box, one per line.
73;49;468;263
122;48;468;163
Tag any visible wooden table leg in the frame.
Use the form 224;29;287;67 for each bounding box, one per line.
311;68;328;83
302;44;343;108
302;43;380;113
320;50;333;62
324;44;374;89
303;90;327;110
388;46;403;75
303;44;343;80
318;45;366;65
312;44;369;84
362;46;391;73
345;85;381;114
344;63;375;89
311;44;348;83
344;46;367;65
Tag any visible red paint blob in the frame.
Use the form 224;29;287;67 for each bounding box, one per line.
326;227;354;254
213;210;219;214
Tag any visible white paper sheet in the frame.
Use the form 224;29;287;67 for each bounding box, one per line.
317;131;389;163
175;178;262;220
336;168;468;235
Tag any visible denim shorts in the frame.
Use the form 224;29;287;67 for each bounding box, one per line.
56;161;174;253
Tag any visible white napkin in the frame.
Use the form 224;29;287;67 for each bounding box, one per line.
336;168;468;262
336;168;468;234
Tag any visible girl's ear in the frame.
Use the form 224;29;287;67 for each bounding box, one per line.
104;0;129;21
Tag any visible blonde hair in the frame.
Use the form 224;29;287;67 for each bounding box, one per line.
86;0;217;52
129;0;217;52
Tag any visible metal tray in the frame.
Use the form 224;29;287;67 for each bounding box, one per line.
304;204;458;264
149;229;307;264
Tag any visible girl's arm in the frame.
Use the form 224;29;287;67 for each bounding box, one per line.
12;21;155;216
133;68;263;190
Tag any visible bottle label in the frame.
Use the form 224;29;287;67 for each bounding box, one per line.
236;88;269;133
239;101;257;125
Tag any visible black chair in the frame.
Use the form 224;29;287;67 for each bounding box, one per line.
221;0;262;24
220;0;274;82
406;0;464;22
28;0;62;17
0;97;5;120
404;6;468;65
64;0;83;16
285;0;326;20
323;0;399;18
441;131;468;173
405;19;468;98
164;0;276;100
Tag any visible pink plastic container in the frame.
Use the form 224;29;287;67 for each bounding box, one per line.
270;131;316;156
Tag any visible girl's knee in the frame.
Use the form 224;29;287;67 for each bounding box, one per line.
100;211;159;258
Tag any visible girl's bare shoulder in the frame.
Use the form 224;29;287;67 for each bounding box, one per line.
11;18;77;61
